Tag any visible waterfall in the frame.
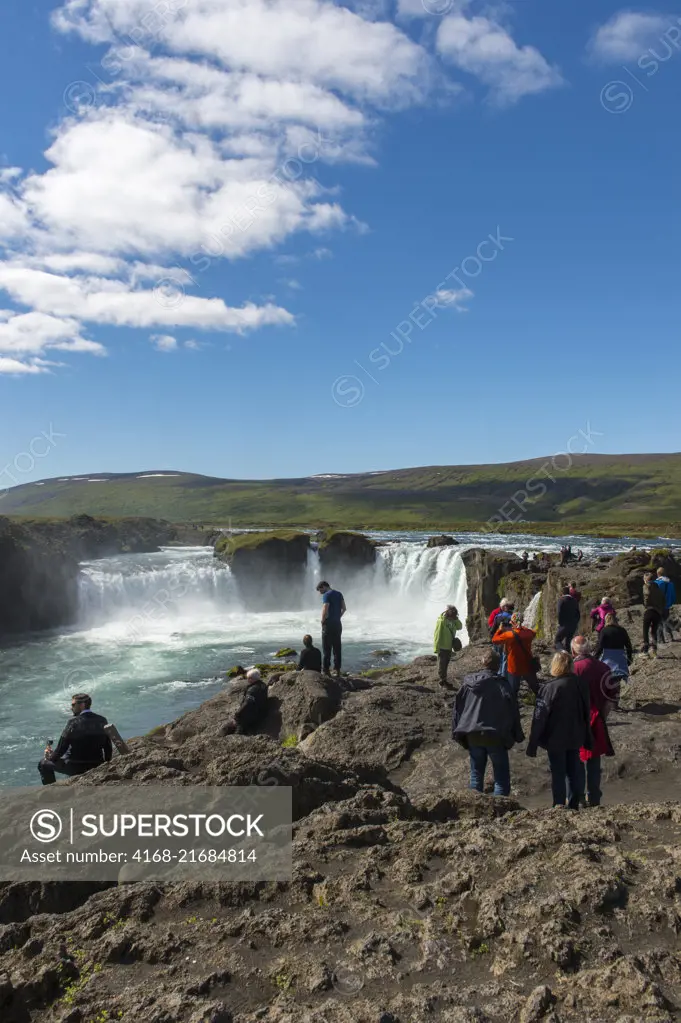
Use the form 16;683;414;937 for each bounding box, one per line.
78;546;238;625
369;543;469;644
75;540;469;648
523;590;542;629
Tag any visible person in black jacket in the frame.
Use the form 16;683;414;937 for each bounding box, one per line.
452;649;524;797
38;693;112;785
555;586;581;652
298;635;322;672
526;652;592;809
594;613;633;681
224;669;270;735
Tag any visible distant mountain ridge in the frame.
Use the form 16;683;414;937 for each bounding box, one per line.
3;453;681;532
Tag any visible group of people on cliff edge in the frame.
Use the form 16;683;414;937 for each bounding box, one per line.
453;640;619;808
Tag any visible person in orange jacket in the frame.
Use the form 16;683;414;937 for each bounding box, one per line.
492;612;539;698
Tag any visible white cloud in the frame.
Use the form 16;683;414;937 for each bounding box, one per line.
397;0;469;20
589;10;672;62
0;0;558;378
0;357;51;375
150;333;178;352
0;192;30;241
54;0;431;104
0;310;105;359
278;277;303;290
433;286;473;310
39;252;124;275
0;266;294;332
437;13;563;103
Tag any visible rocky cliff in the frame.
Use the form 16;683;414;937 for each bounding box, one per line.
3;642;681;1021
215;531;312;610
462;547;524;639
0;515;205;636
317;530;377;576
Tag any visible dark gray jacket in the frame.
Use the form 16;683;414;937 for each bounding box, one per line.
527;672;592;756
557;594;581;628
452;670;524;750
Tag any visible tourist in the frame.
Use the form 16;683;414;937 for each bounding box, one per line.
488;599;514;676
594;613;633;682
492;612;539;697
569;582;582;604
38;693;112;785
590;596;616;634
526;652;592;809
560;546;568;567
521;551;529;569
555;585;581;652
655;567;677;644
642;571;666;657
298;634;322;672
316;580;346;677
572;636;618;807
487;597;513;634
224;669;270;734
434;604;463;687
577;550;584;562
452;649;523;797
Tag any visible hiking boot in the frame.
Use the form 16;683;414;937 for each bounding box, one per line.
649;649;658;659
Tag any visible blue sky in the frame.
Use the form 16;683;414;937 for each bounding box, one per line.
0;0;679;483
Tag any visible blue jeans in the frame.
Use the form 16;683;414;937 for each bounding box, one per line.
569;756;602;807
469;744;511;797
547;749;583;809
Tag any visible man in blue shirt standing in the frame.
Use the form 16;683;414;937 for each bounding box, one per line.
316;580;346;677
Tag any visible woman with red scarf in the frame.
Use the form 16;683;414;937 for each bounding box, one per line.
571;635;619;807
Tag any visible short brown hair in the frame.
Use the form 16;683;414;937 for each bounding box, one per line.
550;652;572;677
482;649;500;672
72;693;92;708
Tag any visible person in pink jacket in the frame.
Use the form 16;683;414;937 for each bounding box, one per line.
590;597;615;633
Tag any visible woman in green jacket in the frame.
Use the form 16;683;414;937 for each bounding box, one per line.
434;605;463;687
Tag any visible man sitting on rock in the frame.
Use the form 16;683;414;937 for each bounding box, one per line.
452;649;523;797
38;693;112;785
224;669;270;735
298;634;322;673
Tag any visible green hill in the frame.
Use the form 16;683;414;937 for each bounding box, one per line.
3;454;681;536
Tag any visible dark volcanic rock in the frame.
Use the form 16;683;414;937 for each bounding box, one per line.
0;517;79;634
301;681;449;775
268;670;344;740
217;532;311;610
317;530;377;574
426;534;458;548
0;515;188;636
462;547;524;640
5;643;681;1022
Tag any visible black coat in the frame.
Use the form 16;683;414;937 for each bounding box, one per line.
452;670;524;750
298;646;322;672
557;594;581;629
234;681;270;733
594;624;633;663
51;711;112;767
527;672;592;756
